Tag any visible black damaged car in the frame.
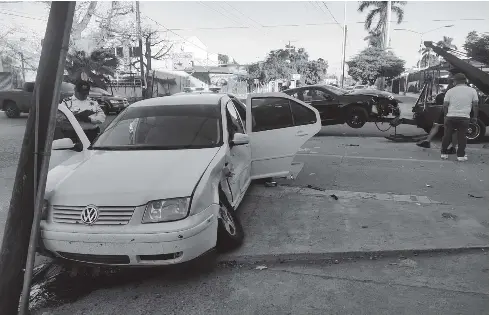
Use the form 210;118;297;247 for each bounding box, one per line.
284;85;399;129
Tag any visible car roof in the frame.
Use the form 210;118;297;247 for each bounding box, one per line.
131;93;225;108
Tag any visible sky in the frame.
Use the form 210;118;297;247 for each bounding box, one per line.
1;0;489;77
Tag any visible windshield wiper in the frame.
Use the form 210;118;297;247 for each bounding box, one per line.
89;144;216;151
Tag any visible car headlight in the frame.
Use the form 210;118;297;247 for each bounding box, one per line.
141;198;190;223
388;95;394;100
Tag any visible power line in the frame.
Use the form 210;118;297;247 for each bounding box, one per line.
225;3;265;28
321;1;342;29
142;13;220;59
197;1;246;28
0;10;47;21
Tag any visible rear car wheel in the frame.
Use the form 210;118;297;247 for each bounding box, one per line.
345;105;368;129
4;101;21;118
216;193;244;253
466;119;486;143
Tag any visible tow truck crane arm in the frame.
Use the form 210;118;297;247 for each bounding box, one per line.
424;41;489;95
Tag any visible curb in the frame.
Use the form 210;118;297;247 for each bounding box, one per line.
218;246;489;265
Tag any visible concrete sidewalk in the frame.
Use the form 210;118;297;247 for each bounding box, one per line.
221;184;489;263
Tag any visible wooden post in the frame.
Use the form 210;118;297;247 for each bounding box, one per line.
0;2;75;314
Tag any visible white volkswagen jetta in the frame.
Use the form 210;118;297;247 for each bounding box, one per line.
39;92;320;266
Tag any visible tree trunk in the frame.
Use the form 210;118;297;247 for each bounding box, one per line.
71;1;97;42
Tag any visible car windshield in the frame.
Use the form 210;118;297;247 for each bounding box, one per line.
91;104;222;150
323;85;348;95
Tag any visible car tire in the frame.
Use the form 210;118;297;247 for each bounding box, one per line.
345;105;368;129
466;119;486;143
4;101;21;118
216;191;244;253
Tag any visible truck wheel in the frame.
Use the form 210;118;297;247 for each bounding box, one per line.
345;105;368;129
466;119;486;143
4;101;20;118
216;191;244;253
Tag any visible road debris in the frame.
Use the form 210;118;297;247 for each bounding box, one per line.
361;225;368;229
307;184;325;191
345;144;359;147
468;193;483;199
309;173;316;176
255;265;267;270
426;184;431;187
442;212;458;220
330;194;339;200
399;259;418;268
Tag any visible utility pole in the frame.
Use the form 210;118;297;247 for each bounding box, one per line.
135;1;145;99
340;1;347;88
20;52;26;83
145;34;152;98
385;0;392;50
0;2;75;314
341;26;348;88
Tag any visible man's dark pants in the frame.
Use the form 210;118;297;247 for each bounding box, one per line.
441;117;470;157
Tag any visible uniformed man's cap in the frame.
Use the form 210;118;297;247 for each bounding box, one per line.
452;73;467;81
75;80;90;93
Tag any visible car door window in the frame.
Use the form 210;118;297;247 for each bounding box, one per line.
251;97;293;132
230;98;246;129
290;100;317;126
226;101;245;138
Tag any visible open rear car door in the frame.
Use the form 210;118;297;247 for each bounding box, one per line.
246;92;321;179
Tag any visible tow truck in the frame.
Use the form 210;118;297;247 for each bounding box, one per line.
387;41;489;143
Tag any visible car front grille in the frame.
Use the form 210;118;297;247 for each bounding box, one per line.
52;205;135;225
57;252;130;264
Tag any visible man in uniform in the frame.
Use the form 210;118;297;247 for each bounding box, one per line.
63;80;106;142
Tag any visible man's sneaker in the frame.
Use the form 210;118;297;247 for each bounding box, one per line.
447;147;457;155
416;140;430;148
441;154;449;160
457;155;468;161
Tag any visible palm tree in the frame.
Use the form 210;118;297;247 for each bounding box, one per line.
435;36;457;65
437;36;457;50
418;46;438;68
358;1;407;48
65;48;119;89
364;30;383;48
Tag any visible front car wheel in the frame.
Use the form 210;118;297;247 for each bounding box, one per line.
216;195;244;252
4;101;21;118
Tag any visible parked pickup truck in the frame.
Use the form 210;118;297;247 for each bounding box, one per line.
0;82;129;118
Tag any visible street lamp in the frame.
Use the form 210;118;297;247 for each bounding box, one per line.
394;24;454;69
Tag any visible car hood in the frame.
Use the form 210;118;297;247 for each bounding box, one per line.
47;147;221;207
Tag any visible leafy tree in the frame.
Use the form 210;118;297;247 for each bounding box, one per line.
218;54;230;66
65;48;120;89
347;47;405;85
463;31;489;65
247;46;328;86
358;1;407;48
302;58;328;85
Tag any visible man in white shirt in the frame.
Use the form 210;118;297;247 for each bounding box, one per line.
63;80;106;142
441;73;479;161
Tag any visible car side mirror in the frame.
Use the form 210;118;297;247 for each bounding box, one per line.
52;138;75;150
324;94;333;100
230;133;250;147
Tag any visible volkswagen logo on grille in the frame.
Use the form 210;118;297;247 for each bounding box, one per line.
81;205;99;225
